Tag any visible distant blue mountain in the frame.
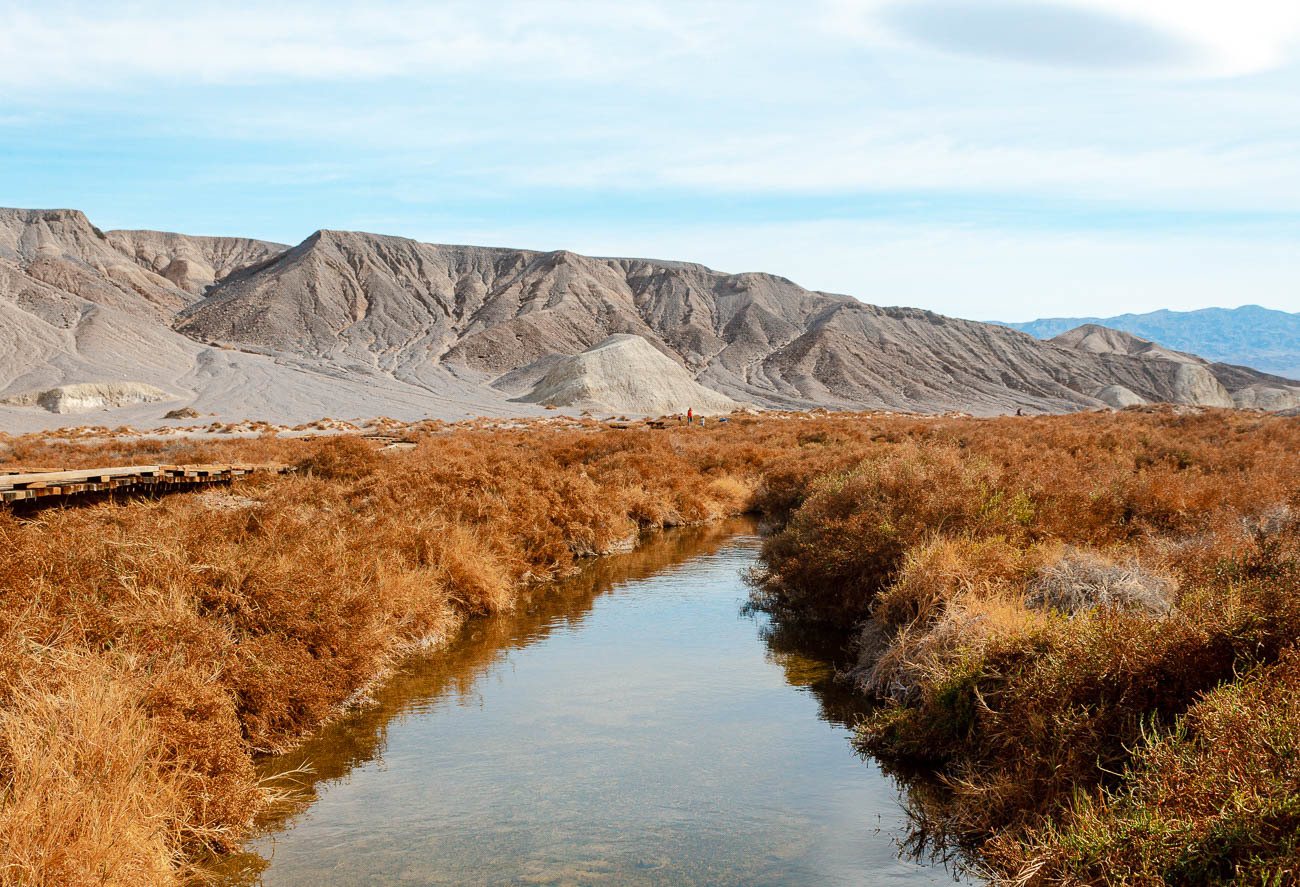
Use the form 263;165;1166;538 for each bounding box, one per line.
997;305;1300;381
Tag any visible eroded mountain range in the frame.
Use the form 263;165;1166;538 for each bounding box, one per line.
2;206;1298;429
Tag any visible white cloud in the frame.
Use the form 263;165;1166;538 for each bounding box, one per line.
1088;0;1300;76
827;0;1300;77
508;126;1300;212
0;1;708;91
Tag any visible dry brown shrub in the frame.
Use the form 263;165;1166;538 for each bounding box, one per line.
1025;547;1174;616
997;647;1300;884
865;591;1046;704
0;654;185;887
744;408;1300;881
871;535;1035;630
3;408;1300;883
0;418;778;881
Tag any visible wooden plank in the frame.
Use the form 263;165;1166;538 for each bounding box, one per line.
0;466;163;490
0;463;264;507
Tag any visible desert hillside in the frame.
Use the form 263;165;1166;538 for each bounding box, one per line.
2;206;1299;428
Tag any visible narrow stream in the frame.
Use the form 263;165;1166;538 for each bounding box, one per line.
211;521;963;886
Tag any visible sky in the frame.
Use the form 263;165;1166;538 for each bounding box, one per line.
3;0;1300;321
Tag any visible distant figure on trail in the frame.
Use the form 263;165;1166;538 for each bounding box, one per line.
1016;408;1023;416
687;407;693;425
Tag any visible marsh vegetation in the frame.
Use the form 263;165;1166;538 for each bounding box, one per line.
751;410;1300;884
1;408;1297;885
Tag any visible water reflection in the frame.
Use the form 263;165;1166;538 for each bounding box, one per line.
207;521;965;886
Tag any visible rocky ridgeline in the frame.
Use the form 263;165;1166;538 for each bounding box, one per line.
2;206;1299;428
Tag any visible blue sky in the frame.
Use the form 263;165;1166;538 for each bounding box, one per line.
3;0;1300;321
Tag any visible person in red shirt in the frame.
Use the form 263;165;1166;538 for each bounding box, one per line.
687;407;693;426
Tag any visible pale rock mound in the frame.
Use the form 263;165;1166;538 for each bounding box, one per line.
1170;363;1235;408
514;334;741;415
1231;384;1300;411
2;381;175;414
1095;384;1149;408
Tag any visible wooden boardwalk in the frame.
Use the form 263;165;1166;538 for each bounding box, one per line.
0;464;261;506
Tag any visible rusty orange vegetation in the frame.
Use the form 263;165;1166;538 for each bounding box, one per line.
0;407;1297;885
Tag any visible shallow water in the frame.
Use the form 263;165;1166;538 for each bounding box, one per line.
212;522;963;886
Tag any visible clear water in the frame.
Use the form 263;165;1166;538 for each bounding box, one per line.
212;521;962;886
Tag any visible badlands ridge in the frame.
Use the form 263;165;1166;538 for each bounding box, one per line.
2;206;1299;430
